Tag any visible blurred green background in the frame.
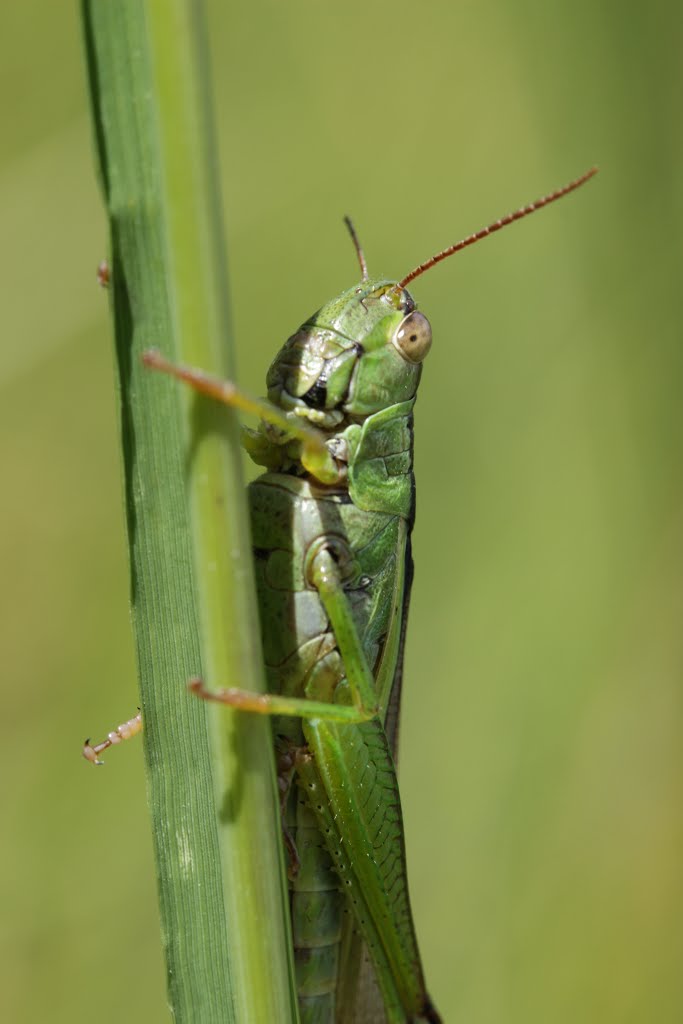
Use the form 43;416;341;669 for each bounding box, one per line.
2;1;681;1021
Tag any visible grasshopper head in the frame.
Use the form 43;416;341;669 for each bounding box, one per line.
266;280;432;427
264;166;598;430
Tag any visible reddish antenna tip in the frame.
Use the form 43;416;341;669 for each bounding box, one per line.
396;166;598;292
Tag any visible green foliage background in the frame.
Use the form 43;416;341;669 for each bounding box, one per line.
1;2;680;1021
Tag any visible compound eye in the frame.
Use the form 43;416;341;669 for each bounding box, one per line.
392;311;432;363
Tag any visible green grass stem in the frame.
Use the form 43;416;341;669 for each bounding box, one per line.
81;2;298;1020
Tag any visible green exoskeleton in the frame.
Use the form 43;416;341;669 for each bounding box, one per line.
85;168;597;1022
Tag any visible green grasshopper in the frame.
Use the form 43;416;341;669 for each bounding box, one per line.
85;167;596;1022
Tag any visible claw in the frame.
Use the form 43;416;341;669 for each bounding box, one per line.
82;712;142;766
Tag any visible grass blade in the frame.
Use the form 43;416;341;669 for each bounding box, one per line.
81;2;298;1019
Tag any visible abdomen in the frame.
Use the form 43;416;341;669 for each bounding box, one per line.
248;472;403;1021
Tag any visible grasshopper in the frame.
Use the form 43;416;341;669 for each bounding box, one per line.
85;167;596;1022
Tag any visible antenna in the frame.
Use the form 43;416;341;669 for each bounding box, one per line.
343;215;369;282
396;167;598;292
